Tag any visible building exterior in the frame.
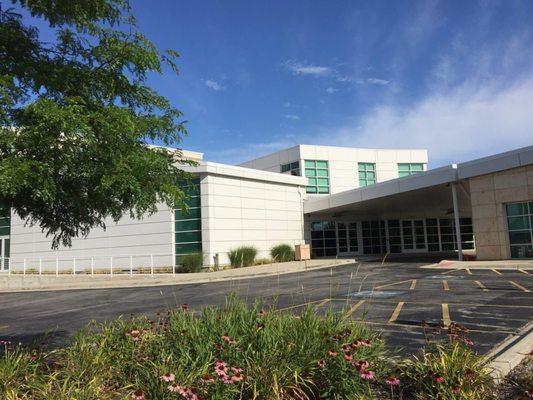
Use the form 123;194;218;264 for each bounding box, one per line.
239;144;428;195
0;144;532;273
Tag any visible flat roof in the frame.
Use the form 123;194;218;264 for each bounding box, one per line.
304;145;533;214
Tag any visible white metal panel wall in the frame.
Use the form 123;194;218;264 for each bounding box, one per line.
9;205;174;269
201;174;305;265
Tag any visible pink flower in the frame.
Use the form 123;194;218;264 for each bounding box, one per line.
462;338;474;346
343;352;353;362
434;375;445;384
201;374;215;383
168;383;182;392
452;386;461;394
128;330;141;341
465;369;474;380
180;303;189;311
130;389;146;400
231;366;243;374
342;343;351;352
328;349;338;357
360;370;375;380
351;340;363;349
161;373;175;382
231;373;244;382
362;339;372;347
385;376;400;386
317;359;325;369
353;360;369;371
257;310;266;317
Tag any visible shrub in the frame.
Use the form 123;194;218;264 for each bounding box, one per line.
177;252;203;273
401;339;494;399
270;243;295;262
227;246;257;268
0;296;392;399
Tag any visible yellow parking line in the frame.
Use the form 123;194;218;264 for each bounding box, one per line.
509;281;531;293
344;300;366;319
375;279;413;289
518;269;530;276
442;280;449;291
491;268;502;276
440;268;458;275
466;268;472;275
475;281;489;291
315;298;331;309
388;301;405;324
410;279;417;290
442;303;451;327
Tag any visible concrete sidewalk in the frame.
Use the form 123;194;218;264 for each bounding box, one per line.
0;258;355;292
422;259;533;270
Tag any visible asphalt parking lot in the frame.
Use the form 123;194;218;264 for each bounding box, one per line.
0;261;531;355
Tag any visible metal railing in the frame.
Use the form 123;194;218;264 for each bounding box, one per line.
0;253;180;277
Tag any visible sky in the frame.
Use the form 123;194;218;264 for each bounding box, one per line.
16;0;533;167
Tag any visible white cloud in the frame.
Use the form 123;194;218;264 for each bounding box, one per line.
284;114;300;120
313;77;533;166
204;79;225;91
284;60;332;77
326;87;338;94
365;78;390;85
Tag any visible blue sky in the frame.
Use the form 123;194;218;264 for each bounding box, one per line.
17;1;533;167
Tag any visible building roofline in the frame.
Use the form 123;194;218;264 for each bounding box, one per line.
304;145;533;214
180;161;308;186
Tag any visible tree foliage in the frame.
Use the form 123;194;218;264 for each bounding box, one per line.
0;0;193;247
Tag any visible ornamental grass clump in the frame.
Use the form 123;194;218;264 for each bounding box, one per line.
400;322;495;400
0;296;393;400
177;252;204;273
270;243;295;262
227;246;257;268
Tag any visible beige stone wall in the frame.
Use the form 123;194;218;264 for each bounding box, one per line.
470;165;533;260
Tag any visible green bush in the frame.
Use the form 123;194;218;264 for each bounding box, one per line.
401;337;494;399
227;246;257;268
0;296;391;399
177;252;203;273
270;243;295;262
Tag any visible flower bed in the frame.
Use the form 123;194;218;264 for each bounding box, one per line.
0;296;511;399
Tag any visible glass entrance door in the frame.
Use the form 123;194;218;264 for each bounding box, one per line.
401;220;427;252
337;222;359;255
0;237;9;271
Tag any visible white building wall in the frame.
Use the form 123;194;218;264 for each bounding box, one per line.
9;206;174;271
240;145;428;195
199;172;306;265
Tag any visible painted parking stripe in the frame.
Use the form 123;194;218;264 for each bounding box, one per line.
518;269;531;276
475;280;489;291
344;300;366;319
440;268;460;275
491;268;502;276
466;268;472;275
442;280;450;291
442;303;451;327
410;279;417;290
388;301;405;324
509;281;531;293
315;298;331;309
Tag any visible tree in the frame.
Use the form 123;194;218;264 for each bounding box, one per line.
0;0;193;247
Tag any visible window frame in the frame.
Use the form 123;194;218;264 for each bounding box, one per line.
358;162;376;187
304;160;330;194
398;163;425;177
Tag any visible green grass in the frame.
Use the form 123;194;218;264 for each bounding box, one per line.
270;244;295;263
227;246;257;268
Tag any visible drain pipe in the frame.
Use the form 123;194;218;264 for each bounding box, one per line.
451;182;463;261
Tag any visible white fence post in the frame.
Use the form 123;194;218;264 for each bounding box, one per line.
150;254;154;277
23;258;26;276
56;256;59;276
91;257;94;277
110;256;113;277
130;255;133;277
39;258;42;275
8;258;11;275
73;256;76;276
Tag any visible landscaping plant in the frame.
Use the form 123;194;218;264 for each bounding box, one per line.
227;246;258;268
270;243;295;263
178;252;204;273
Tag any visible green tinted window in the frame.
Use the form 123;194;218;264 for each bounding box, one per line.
175;179;202;265
304;160;329;194
398;163;425;177
358;163;376;187
280;161;300;176
506;202;533;258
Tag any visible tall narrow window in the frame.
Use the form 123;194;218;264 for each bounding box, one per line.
304;160;329;194
398;163;424;177
0;201;10;271
506;202;533;258
358;162;376;187
174;179;202;265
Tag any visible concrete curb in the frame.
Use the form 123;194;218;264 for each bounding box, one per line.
421;260;533;270
487;321;533;381
0;259;356;293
